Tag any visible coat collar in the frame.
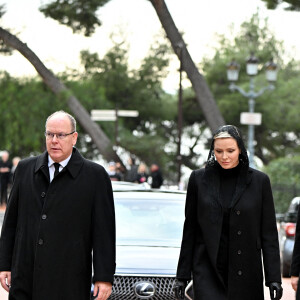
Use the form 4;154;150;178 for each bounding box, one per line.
202;164;254;212
230;167;253;208
35;148;84;179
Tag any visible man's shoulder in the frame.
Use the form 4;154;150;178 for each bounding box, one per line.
18;155;40;167
72;148;105;172
82;158;106;172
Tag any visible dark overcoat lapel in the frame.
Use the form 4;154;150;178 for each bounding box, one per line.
35;152;50;183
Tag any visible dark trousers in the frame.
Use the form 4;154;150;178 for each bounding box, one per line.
0;181;8;205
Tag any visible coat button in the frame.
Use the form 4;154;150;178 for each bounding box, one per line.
236;210;241;215
238;270;242;276
41;214;47;220
38;239;44;245
237;230;242;235
41;192;46;198
237;250;242;255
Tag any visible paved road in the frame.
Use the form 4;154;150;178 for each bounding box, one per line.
0;210;296;299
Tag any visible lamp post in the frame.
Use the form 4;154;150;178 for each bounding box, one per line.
226;54;278;168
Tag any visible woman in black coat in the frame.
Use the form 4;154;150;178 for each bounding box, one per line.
174;125;282;300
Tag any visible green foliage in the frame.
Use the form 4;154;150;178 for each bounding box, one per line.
39;0;110;36
200;12;300;164
263;156;300;212
0;33;182;180
0;39;12;55
261;0;300;11
0;4;5;18
74;37;184;176
0;4;13;55
0;72;67;158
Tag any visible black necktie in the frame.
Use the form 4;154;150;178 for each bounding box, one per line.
53;163;60;178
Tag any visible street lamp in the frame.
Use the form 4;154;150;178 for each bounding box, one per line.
226;54;278;168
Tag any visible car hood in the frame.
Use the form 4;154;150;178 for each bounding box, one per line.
116;245;180;276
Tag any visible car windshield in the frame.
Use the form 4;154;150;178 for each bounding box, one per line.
115;196;185;247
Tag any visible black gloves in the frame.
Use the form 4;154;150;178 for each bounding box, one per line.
173;279;187;300
269;282;283;300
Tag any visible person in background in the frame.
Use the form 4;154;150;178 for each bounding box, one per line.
0;111;115;300
149;163;163;189
136;163;148;184
125;156;138;183
115;162;125;181
290;205;300;299
173;125;282;300
8;156;21;198
107;161;122;181
0;151;12;208
10;156;21;177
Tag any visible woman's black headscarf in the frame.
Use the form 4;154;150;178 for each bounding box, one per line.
206;125;249;169
204;125;249;221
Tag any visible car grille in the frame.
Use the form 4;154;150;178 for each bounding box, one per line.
108;275;176;300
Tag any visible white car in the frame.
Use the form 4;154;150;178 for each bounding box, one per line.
92;182;187;299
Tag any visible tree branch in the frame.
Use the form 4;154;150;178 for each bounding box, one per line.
0;26;122;164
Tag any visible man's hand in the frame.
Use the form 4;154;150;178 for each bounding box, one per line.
173;279;187;300
269;282;283;300
291;276;299;291
0;271;11;292
93;281;112;300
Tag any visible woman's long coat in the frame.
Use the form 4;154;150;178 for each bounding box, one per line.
0;148;116;300
176;167;281;300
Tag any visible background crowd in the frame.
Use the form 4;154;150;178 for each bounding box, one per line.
0;150;165;212
0;151;20;210
106;156;164;189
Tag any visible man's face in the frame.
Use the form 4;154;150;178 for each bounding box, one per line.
1;152;9;162
45;114;78;163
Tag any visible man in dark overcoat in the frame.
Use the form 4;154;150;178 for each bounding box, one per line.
0;111;115;300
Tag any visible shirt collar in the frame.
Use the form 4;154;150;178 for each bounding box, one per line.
48;154;72;168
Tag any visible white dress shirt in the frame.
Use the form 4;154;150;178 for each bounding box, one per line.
48;154;72;182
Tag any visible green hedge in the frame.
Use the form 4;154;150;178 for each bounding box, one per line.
263;156;300;213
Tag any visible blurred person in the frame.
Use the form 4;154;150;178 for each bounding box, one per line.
0;151;12;208
290;206;300;299
9;156;21;187
10;156;21;175
0;111;115;300
125;156;138;182
173;125;282;300
149;163;163;189
136;163;148;184
107;161;122;181
115;162;125;181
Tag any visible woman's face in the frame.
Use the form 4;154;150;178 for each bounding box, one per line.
214;137;240;169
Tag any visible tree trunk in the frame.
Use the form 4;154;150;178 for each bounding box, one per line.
149;0;225;132
0;26;122;163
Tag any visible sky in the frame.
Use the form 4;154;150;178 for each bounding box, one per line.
0;0;299;93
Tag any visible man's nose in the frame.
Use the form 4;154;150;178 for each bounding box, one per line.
52;134;59;142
